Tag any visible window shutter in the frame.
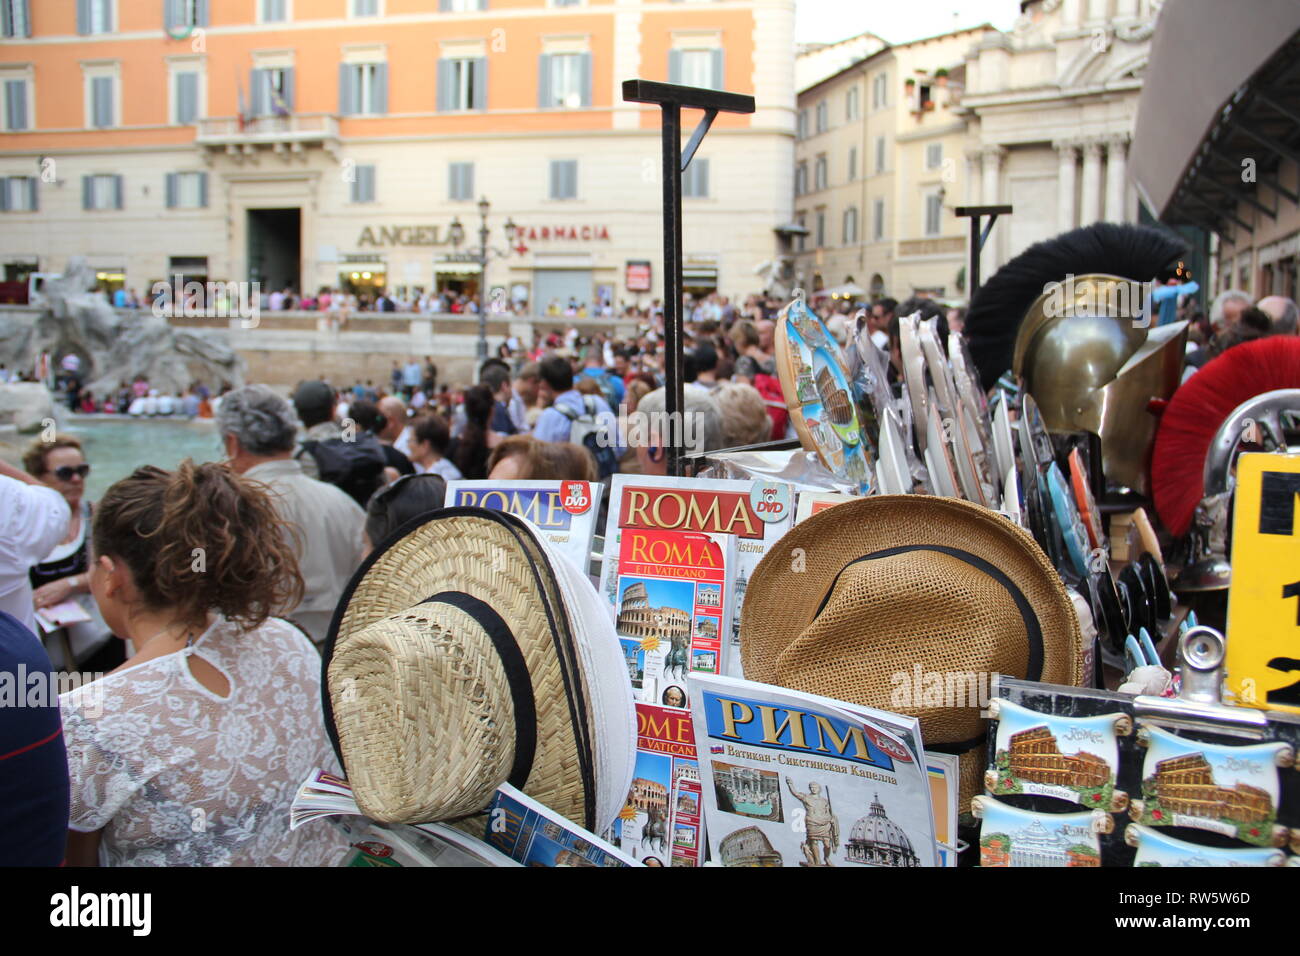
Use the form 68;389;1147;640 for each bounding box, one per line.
28;177;37;212
0;180;8;213
372;63;388;114
537;54;551;109
364;165;376;202
281;68;295;112
463;163;473;199
338;63;353;116
94;77;113;128
82;175;92;210
166;172;177;208
668;49;681;85
199;171;208;207
176;73;197;124
164;0;179;30
436;60;450;112
565;161;577;199
7;81;27;131
438;0;450;9
77;0;91;34
710;49;724;90
196;0;209;26
579;52;591;107
448;164;457;199
0;3;10;37
473;57;487;111
549;160;559;199
249;69;264;117
114;174;124;210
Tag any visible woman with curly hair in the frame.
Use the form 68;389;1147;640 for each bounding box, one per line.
59;461;351;867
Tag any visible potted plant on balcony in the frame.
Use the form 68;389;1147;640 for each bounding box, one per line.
935;68;950;87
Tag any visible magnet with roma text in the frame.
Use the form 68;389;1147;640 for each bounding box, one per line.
1124;824;1287;867
971;795;1112;867
985;697;1131;812
1130;723;1294;847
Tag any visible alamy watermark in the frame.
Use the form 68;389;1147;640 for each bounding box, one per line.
151;274;261;328
610;405;705;451
890;665;1000;717
0;666;105;717
1041;273;1156;328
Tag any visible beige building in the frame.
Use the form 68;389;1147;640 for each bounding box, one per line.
792;27;988;303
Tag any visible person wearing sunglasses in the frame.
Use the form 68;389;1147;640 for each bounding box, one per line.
23;434;113;669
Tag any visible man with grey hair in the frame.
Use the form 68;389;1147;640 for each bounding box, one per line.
1257;295;1299;336
1209;289;1252;330
627;386;724;475
217;384;366;645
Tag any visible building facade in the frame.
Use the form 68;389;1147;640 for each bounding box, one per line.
0;0;795;309
792;27;987;303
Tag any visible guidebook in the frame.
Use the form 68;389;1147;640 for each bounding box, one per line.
687;673;939;867
598;474;795;679
484;783;641;867
444;479;603;575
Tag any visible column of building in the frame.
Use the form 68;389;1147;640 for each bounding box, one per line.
979;144;1005;274
1055;138;1078;232
1079;138;1104;225
1103;133;1129;222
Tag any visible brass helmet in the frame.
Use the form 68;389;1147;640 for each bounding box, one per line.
964;224;1189;495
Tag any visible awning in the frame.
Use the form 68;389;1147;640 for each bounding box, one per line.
1131;0;1300;225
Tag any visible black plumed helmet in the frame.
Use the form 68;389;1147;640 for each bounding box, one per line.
964;223;1188;391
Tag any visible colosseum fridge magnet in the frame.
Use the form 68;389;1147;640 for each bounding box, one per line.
984;697;1132;812
1129;723;1293;847
970;796;1112;867
1123;823;1287;867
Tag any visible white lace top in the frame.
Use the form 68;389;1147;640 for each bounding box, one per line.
60;615;351;867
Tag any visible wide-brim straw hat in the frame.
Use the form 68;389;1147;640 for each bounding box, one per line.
741;495;1083;811
322;507;635;834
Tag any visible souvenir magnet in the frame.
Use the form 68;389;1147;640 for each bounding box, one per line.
985;697;1131;812
1130;723;1293;847
1067;448;1105;552
1124;824;1287;867
948;331;995;456
899;313;930;454
1046;462;1091;579
991;390;1016;483
971;796;1112;867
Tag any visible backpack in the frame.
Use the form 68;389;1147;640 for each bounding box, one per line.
557;396;620;479
751;372;789;442
301;432;387;507
584;370;618;410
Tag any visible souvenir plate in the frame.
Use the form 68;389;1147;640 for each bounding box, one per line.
926;400;961;498
876;406;912;496
1002;462;1023;526
1138;552;1172;621
952;402;989;506
949;331;995;454
971;796;1112;867
918;320;956;420
1119;563;1155;636
1130;724;1293;847
1091;565;1127;654
776;296;875;494
1046;462;1090;579
898;313;930;454
991;389;1016;482
1019;393;1054;469
1068;448;1105;553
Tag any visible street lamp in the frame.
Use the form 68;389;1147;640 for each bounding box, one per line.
447;199;519;364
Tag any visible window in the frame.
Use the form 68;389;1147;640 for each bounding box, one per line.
3;78;28;131
438;57;486;111
441;0;487;9
926;143;943;170
339;62;388;115
815;100;828;134
77;0;114;35
1;0;31;38
872;72;887;109
166;171;208;209
252;67;294;117
549;159;577;200
842;206;858;245
917;83;933;109
0;176;36;213
259;0;288;22
683;158;709;199
350;164;376;203
814;155;827;191
82;174;123;211
796;109;807;140
874;136;886;174
351;0;380;15
925;193;943;236
173;71;200;125
845;86;859;121
449;162;474;201
669;48;723;90
794;162;807;196
164;0;208;30
815;211;826;248
539;53;591;109
873;198;885;240
86;73;116;129
848;147;857;181
795;214;806;252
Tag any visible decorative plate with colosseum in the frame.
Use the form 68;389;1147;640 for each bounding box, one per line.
775;294;874;495
985;697;1131;812
1129;724;1293;847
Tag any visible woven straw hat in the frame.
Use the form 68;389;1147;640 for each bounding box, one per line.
322;507;635;834
741;495;1083;810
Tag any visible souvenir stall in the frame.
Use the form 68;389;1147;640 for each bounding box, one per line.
287;77;1300;870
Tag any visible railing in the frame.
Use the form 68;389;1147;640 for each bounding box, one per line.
195;113;339;146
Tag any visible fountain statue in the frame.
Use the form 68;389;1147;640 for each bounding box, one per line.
0;257;245;430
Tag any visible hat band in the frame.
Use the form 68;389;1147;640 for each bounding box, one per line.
421;591;538;793
812;544;1045;682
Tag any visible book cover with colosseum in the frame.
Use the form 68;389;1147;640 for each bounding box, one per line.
985;697;1131;812
1129;723;1292;847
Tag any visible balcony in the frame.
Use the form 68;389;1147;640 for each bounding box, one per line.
195;113;340;161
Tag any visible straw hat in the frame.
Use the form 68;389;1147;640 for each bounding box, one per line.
740;495;1083;811
322;507;635;834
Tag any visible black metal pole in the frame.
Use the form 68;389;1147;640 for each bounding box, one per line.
478;214;489;363
661;103;684;475
969;214;981;299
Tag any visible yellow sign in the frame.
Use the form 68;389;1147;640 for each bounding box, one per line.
1225;452;1300;713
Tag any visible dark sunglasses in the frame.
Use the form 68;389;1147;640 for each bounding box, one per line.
53;464;91;481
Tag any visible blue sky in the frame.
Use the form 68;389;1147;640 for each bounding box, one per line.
795;0;1021;46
